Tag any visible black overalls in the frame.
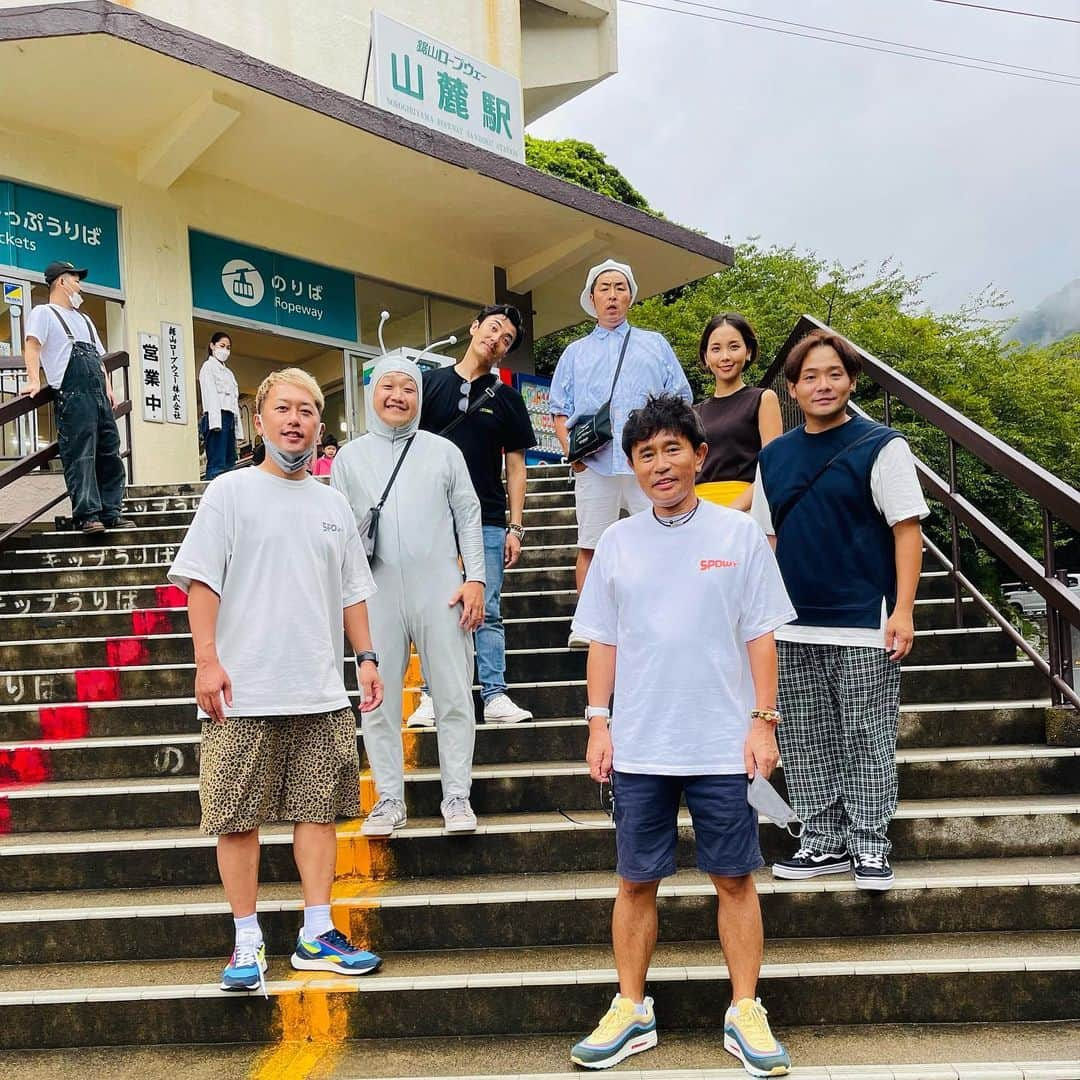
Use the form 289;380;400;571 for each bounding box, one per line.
49;306;126;526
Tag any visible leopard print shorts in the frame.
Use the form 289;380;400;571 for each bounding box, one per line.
199;707;360;835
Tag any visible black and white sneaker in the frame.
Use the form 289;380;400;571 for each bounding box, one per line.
852;853;895;891
772;847;851;879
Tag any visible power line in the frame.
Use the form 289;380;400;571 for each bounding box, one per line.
619;0;1080;87
657;0;1080;81
929;1;1080;25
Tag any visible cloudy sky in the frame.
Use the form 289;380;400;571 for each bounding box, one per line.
527;0;1080;319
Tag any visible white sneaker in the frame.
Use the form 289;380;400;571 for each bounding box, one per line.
361;797;407;837
441;795;477;833
483;693;533;724
406;692;436;728
567;631;591;650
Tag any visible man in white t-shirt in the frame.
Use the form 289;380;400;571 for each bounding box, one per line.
751;329;929;892
21;260;132;534
168;368;386;996
569;394;796;1077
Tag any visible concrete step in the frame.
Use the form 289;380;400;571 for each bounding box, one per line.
0;930;1076;1050
0;696;1052;747
1;857;1075;966
2;798;1077;892
1;1022;1077;1079
3;747;1076;834
0;656;1051;711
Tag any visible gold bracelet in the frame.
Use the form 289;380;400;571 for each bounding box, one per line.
751;708;782;725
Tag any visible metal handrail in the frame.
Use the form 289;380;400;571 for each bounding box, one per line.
758;315;1079;707
0;351;133;550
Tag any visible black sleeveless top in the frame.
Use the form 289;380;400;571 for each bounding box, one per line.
694;386;765;485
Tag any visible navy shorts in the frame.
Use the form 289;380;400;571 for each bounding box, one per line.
612;771;763;882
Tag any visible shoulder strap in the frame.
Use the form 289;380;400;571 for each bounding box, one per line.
375;436;415;511
438;380;499;439
47;305;75;342
772;426;886;534
606;328;632;400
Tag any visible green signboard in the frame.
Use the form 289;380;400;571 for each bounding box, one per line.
0;181;122;290
189;230;358;342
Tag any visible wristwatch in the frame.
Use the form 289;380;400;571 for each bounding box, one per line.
355;651;379;667
508;522;526;540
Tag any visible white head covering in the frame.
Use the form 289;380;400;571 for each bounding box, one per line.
580;259;639;318
365;354;422;440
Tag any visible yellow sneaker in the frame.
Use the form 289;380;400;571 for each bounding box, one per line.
723;997;790;1077
570;993;657;1069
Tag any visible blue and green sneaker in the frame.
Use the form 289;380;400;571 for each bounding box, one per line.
290;928;382;975
570;994;657;1069
220;935;267;997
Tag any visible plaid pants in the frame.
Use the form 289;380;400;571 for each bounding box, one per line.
776;642;901;858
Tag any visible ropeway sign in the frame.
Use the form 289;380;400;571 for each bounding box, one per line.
370;10;525;164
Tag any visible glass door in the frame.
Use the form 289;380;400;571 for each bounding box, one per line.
343;346;379;440
0;276;35;462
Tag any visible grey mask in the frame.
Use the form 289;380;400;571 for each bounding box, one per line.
263;435;314;474
747;774;804;838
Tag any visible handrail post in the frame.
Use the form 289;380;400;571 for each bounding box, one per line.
121;361;134;484
883;389;892;428
947;438;964;629
1043;509;1063;707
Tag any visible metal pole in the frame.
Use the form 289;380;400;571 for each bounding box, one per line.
1044;509;1062;706
947;439;963;627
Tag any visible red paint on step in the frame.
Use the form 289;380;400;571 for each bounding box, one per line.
132;609;172;636
106;637;150;667
75;669;121;702
0;747;51;787
39;706;90;740
0;799;9;833
155;585;187;609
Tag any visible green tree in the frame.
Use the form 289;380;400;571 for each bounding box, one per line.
524;136;653;212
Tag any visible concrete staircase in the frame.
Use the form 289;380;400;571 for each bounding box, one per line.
0;466;1077;1078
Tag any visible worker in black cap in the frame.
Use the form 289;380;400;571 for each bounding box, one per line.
21;261;133;533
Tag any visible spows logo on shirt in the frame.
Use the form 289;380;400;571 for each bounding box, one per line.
322;521;342;533
700;559;738;571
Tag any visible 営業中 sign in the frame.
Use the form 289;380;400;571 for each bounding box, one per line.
139;332;163;424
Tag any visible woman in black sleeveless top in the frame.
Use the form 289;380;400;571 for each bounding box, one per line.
692;313;782;510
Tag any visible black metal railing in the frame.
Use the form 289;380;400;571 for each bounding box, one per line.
0;351;133;551
758;314;1080;710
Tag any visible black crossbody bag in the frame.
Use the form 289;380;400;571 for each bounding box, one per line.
361;436;414;558
438;383;498;439
567;329;632;463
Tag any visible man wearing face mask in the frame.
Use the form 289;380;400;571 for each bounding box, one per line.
333;356;485;834
168;367;386;994
199;331;240;480
21;261;133;534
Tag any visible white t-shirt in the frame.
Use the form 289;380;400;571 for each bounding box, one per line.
24;304;105;388
571;501;796;776
168;468;377;718
750;437;930;648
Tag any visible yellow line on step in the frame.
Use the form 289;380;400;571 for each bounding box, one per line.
250;652;425;1078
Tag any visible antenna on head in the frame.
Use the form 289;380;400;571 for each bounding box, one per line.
377;310;390;355
427;334;457;353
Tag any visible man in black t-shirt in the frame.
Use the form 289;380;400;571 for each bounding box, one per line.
412;304;537;726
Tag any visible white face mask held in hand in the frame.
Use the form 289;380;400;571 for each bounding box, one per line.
747;773;804;838
263;435;314;474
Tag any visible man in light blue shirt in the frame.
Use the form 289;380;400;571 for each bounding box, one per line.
550;259;692;648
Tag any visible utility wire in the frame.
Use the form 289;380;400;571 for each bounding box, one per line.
620;0;1080;86
656;0;1080;81
929;0;1080;25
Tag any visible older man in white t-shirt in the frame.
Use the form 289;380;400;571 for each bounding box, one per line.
569;393;796;1077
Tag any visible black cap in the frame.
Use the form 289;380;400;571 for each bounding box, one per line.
43;261;88;285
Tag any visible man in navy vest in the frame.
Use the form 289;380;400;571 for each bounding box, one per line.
750;329;928;890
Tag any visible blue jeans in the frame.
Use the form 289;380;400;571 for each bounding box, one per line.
202;410;236;480
476;525;508;701
421;525;507;702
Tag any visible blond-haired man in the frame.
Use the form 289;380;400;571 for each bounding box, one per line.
169;368;386;994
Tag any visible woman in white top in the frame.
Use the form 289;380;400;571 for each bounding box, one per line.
199;331;240;480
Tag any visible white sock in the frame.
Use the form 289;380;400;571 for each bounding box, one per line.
233;912;262;944
302;904;334;941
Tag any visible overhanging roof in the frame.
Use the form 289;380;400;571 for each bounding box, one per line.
0;1;733;337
